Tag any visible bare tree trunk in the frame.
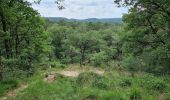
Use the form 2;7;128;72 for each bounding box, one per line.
80;46;85;67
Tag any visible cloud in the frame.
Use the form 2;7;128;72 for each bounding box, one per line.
31;0;128;19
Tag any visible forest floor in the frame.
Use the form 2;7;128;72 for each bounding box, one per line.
1;64;170;100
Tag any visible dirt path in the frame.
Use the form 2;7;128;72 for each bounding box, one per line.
0;84;28;100
59;71;80;77
59;69;105;77
1;67;105;99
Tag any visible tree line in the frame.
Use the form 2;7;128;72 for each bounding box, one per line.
0;0;51;81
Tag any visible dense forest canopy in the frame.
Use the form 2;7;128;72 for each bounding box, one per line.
48;21;122;67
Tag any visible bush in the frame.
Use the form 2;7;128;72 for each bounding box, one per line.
50;61;66;68
119;77;132;87
83;94;99;100
140;76;166;91
0;79;19;96
151;80;166;91
90;52;109;67
39;61;66;70
80;88;100;100
165;93;170;100
122;56;141;76
102;91;125;100
76;72;104;88
61;57;72;64
92;77;108;89
129;88;142;100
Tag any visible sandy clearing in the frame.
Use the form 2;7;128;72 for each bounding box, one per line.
59;71;80;77
59;69;104;77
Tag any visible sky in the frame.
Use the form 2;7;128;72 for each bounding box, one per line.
29;0;128;19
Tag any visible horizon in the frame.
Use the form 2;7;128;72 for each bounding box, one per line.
44;17;122;20
31;0;128;19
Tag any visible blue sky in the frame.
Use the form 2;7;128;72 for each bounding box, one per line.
30;0;128;19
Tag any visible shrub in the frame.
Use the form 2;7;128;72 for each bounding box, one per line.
83;94;99;100
76;72;103;87
151;80;166;91
92;77;108;89
122;56;141;77
40;61;66;70
129;88;142;100
0;79;19;96
90;52;109;67
61;57;72;64
119;77;132;87
140;76;166;91
80;88;100;100
165;93;170;100
102;91;125;100
1;79;19;88
50;61;66;68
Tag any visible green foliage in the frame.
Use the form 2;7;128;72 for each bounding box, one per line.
48;61;66;69
102;91;125;100
151;80;166;91
83;94;99;100
48;20;122;66
119;77;132;87
76;72;107;88
129;88;142;100
116;0;170;75
145;79;167;91
76;72;101;86
92;77;108;89
90;52;109;67
138;75;167;91
122;56;141;76
0;0;52;80
7;65;170;100
0;79;19;96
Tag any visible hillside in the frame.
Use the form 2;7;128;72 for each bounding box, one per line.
45;17;123;24
1;64;170;100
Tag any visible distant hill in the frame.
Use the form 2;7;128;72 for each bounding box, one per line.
45;17;123;24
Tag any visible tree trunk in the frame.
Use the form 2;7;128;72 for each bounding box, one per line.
0;50;2;81
0;8;11;58
80;46;85;67
15;25;19;56
4;40;10;58
0;72;2;81
15;33;19;56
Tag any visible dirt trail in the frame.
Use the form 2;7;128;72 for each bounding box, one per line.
59;71;80;77
0;84;28;100
44;69;104;83
59;69;105;77
1;67;105;99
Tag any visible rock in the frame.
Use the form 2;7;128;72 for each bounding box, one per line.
44;72;56;83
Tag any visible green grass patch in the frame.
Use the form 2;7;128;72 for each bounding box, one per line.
0;79;19;97
4;65;170;100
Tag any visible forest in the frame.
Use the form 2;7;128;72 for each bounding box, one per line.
0;0;170;100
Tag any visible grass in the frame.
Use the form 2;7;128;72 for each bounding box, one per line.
0;79;19;97
1;64;170;100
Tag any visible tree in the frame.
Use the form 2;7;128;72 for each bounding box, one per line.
115;0;170;74
0;0;52;80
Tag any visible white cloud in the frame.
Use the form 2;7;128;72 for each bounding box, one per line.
31;0;128;19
